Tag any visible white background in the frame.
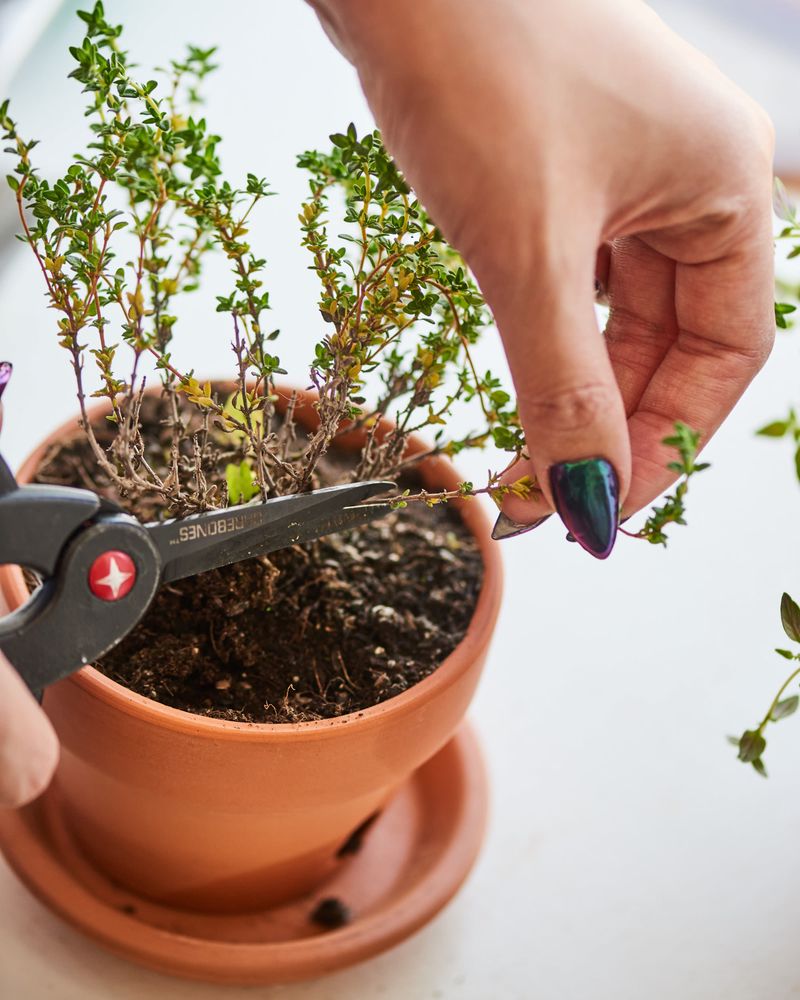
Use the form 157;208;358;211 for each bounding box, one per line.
2;2;800;998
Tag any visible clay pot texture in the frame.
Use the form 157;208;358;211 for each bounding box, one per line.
0;386;502;912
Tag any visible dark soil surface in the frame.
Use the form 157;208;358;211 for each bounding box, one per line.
34;394;483;723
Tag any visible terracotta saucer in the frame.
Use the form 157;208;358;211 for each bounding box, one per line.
0;725;487;985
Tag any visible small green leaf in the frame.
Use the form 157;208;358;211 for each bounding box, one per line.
756;420;790;438
780;592;800;643
775;648;796;660
737;729;766;763
771;695;799;722
751;757;768;778
225;461;258;504
776;302;797;329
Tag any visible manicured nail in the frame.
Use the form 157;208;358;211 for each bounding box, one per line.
0;362;12;400
549;458;619;560
491;512;551;541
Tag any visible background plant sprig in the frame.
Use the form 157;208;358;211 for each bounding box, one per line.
730;593;800;777
725;179;800;774
755;180;800;484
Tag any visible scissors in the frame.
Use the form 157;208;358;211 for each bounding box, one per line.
0;452;393;694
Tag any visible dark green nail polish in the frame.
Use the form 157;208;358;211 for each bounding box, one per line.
549;458;619;559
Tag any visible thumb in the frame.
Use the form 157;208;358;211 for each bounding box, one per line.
0;652;59;807
490;251;629;559
0;366;59;804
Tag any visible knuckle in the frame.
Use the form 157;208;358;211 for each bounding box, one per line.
726;100;775;172
695;183;771;254
520;381;617;435
697;109;774;243
677;327;773;373
705;176;769;230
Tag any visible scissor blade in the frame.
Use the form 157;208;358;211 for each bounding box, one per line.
147;481;395;584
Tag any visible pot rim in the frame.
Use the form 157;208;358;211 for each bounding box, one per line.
1;384;503;743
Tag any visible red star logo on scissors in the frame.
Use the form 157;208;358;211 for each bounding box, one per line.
88;550;137;601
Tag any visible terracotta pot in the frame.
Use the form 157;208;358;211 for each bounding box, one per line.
0;386;502;913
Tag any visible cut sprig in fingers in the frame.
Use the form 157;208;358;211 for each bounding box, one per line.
621;422;711;547
491;421;711;548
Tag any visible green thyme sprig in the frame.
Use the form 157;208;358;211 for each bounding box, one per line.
723;180;800;775
774;177;800;329
625;422;710;546
729;593;800;777
758;178;800;488
755;408;800;483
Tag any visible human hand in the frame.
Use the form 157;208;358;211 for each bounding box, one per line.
0;364;59;807
311;0;775;557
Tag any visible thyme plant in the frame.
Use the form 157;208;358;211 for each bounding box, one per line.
1;3;533;517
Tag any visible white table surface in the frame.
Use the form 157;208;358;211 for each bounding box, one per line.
2;3;800;998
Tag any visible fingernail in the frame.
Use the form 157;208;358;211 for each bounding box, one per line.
491;512;551;541
0;362;12;401
549;458;619;560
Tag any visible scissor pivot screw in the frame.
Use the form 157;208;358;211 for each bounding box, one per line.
88;550;137;601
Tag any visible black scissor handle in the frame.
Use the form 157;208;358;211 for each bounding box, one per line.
0;482;102;576
0;513;162;692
